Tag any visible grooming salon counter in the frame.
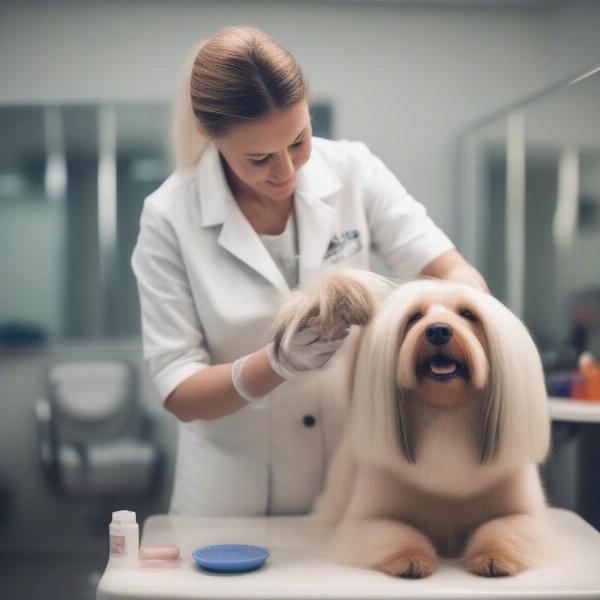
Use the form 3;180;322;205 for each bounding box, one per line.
96;508;600;600
549;396;600;423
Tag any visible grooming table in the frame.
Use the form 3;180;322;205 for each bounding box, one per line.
96;508;599;599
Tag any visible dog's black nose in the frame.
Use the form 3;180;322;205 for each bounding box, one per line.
426;323;453;346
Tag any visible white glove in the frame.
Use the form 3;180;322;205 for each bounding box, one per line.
266;317;351;381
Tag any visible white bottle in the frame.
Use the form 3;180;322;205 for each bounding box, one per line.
109;510;139;568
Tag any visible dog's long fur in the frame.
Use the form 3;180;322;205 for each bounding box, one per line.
271;269;554;578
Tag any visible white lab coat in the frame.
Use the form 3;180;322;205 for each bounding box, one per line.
131;137;454;517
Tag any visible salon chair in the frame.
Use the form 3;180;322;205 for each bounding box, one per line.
35;360;160;498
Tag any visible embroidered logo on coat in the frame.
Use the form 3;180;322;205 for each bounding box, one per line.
324;230;363;263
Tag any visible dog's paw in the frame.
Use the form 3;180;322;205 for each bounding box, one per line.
374;548;437;578
464;543;526;577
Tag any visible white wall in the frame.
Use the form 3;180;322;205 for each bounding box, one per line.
546;0;600;81
3;0;598;236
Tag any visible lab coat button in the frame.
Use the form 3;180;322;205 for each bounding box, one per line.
303;415;316;427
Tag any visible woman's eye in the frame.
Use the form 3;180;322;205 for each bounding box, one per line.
458;308;478;322
407;312;423;325
250;156;271;167
250;140;304;167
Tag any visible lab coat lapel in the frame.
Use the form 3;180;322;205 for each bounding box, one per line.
197;142;289;292
198;140;342;291
218;202;290;292
294;149;342;287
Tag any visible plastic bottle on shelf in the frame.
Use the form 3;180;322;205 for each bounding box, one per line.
571;352;600;402
109;510;139;568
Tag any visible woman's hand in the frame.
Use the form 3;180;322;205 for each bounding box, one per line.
267;316;351;380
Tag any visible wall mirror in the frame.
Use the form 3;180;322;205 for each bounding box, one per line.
0;102;332;346
458;66;600;365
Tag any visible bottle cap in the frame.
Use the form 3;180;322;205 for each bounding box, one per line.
112;510;136;524
578;352;597;367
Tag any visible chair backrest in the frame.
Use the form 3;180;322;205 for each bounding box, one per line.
47;360;137;446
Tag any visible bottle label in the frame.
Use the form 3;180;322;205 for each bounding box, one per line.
110;534;126;556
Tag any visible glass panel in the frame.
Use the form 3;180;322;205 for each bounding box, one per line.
115;103;170;337
0;106;64;345
310;101;333;139
63;104;100;338
459;116;507;300
460;70;600;361
0;100;335;345
522;73;600;357
0;102;171;344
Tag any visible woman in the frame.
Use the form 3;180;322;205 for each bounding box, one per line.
131;26;488;517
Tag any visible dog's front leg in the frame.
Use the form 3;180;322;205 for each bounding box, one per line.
463;513;552;576
311;428;356;523
329;518;438;578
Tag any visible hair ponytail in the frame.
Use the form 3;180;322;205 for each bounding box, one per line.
170;39;210;170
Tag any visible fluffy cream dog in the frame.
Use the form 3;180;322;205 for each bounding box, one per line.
271;269;553;578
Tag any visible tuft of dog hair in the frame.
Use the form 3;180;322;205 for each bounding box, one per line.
271;268;554;578
269;269;395;363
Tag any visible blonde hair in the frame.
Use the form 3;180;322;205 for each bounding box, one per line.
171;26;309;170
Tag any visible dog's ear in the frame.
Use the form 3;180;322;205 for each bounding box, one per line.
394;386;415;463
473;291;551;464
350;281;431;467
270;269;394;359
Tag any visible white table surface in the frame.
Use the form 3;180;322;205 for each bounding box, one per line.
96;508;600;600
549;397;600;423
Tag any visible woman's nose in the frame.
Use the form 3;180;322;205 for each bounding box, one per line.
271;151;294;179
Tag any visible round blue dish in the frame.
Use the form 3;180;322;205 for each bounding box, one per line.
192;544;270;573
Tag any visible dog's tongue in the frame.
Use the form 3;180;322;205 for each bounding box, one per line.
430;356;457;375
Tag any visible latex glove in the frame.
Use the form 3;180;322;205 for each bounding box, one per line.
267;317;351;381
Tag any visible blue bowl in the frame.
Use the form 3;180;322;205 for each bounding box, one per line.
192;544;270;573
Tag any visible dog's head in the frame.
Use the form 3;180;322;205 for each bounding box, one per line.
350;279;550;467
397;284;488;406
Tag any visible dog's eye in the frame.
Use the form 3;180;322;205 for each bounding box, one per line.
407;311;423;325
458;308;478;322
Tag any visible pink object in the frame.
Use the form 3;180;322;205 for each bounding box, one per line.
139;544;180;560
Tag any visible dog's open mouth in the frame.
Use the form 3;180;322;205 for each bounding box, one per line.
418;353;470;382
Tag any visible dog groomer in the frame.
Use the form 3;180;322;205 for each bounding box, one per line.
131;26;488;517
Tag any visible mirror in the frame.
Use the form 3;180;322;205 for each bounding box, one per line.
0;101;333;345
459;66;600;363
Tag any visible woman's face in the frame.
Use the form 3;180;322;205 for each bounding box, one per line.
213;99;312;203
